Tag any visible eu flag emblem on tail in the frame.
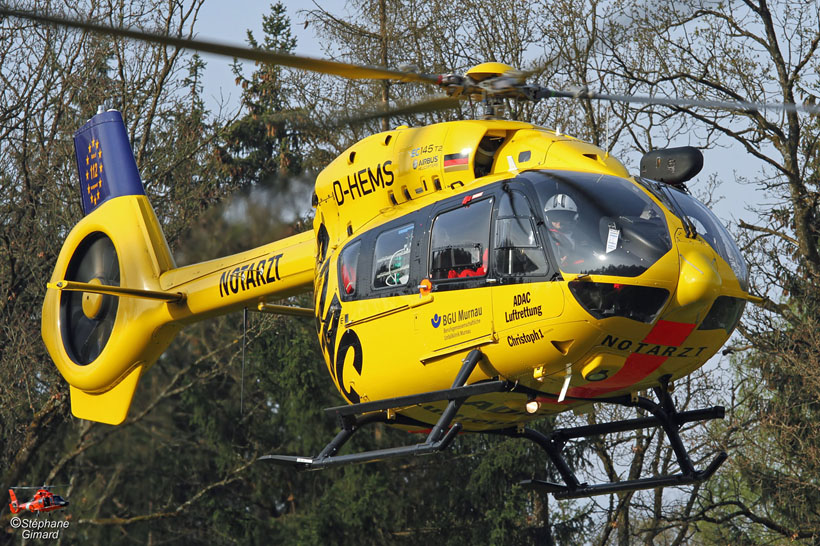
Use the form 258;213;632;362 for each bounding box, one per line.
73;110;145;216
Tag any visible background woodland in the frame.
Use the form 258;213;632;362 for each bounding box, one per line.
1;0;819;543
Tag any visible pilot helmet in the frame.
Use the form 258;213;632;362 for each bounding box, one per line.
544;193;578;229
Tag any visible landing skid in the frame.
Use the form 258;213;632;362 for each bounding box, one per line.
260;352;726;498
502;379;727;499
260;349;494;469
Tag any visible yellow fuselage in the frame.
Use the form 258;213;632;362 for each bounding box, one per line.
309;120;747;430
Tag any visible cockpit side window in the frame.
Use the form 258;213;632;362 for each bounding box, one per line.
664;188;749;290
373;223;414;289
430;198;493;281
338;240;362;298
494;190;548;276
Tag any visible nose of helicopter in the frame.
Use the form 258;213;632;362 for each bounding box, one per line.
670;244;722;322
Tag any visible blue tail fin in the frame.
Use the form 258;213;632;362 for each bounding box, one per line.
73;110;145;216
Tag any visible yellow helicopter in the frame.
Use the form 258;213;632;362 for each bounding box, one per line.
8;7;813;499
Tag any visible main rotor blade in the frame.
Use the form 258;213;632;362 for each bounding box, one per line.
0;8;439;84
222;95;460;131
9;486;64;490
540;87;820;115
329;96;463;127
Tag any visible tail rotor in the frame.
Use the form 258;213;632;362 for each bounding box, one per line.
61;233;120;365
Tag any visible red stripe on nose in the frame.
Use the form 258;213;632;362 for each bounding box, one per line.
567;353;667;399
549;321;697;403
642;320;696;347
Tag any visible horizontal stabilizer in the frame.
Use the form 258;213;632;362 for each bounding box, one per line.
48;280;185;302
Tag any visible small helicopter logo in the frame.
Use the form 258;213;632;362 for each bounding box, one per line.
8;487;69;514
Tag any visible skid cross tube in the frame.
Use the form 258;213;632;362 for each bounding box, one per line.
507;379;727;499
260;349;485;470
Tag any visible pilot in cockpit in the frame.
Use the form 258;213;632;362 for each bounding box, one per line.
544;193;584;267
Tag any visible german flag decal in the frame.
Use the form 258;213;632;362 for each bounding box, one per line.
443;151;470;172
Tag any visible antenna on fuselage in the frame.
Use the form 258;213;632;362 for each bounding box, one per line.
241;307;247;415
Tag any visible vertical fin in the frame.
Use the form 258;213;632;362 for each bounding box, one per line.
8;489;19;513
73;110;145;216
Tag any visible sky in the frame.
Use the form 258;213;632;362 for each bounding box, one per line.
189;1;761;372
195;2;344;115
192;2;763;226
194;3;273;112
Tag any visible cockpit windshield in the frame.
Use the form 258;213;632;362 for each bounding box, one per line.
524;171;672;277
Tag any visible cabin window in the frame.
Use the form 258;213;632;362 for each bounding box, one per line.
373;223;414;289
494;191;548;276
316;223;330;263
338;240;361;296
430;198;493;280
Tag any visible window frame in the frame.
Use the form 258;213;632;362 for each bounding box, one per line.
337;239;363;301
492;187;551;278
338;213;424;302
371;222;415;291
427;194;495;290
338;177;565;301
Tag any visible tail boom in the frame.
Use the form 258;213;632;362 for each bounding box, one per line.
42;108;317;425
159;230;315;323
